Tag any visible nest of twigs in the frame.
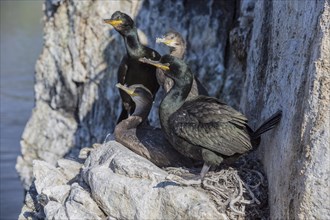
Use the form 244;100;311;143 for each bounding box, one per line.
164;153;269;220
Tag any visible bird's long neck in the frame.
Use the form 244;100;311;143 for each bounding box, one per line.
170;45;185;59
114;115;142;141
115;100;151;137
132;100;152;122
159;73;192;134
124;28;143;57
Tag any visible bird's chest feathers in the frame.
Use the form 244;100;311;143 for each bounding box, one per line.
125;59;155;81
160;92;184;125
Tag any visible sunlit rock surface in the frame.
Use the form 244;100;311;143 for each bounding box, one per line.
19;142;226;220
240;1;330;219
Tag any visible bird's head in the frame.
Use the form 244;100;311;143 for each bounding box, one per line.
104;11;135;35
139;55;189;83
156;31;186;50
116;83;153;106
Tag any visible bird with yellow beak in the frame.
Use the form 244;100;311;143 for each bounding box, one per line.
103;11;161;124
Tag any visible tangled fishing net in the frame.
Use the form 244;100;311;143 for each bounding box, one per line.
164;153;269;220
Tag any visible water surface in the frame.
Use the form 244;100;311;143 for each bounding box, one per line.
0;1;42;219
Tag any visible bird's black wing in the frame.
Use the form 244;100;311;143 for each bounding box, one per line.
169;96;252;156
117;55;129;84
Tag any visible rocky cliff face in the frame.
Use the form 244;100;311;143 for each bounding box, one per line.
17;0;329;219
240;1;330;219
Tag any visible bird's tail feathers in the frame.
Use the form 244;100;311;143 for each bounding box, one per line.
252;110;282;139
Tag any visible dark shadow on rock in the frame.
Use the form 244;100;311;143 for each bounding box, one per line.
153;181;180;188
22;182;46;220
63;28;123;161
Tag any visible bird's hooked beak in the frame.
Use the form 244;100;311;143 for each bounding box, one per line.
139;57;170;71
156;37;174;46
116;83;137;96
103;19;123;27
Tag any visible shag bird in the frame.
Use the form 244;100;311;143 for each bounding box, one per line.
154;31;208;97
140;55;282;179
114;83;193;167
104;11;161;123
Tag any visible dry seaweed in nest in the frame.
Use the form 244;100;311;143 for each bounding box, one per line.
203;155;269;220
163;154;269;220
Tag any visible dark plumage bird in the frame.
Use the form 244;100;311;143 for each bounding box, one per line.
140;55;282;179
155;31;208;98
114;83;193;167
104;11;161;123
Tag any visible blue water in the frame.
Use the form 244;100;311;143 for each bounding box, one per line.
0;1;42;219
